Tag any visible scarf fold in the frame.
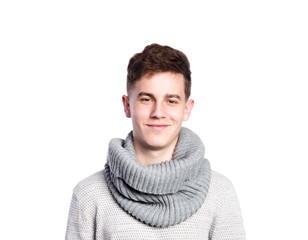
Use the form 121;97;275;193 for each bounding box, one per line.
104;127;211;227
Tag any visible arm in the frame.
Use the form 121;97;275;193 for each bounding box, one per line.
65;192;96;240
209;183;246;240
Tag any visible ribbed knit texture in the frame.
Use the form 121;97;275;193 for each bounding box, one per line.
65;170;246;239
104;127;211;227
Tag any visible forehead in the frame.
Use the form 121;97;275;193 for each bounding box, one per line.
131;72;185;96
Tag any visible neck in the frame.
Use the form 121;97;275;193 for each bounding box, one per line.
133;141;177;166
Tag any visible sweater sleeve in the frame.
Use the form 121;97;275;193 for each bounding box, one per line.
209;182;246;240
65;192;96;240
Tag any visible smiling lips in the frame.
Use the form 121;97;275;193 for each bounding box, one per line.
146;124;170;130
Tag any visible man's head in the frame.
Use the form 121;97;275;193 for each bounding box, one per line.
126;43;191;100
122;44;194;162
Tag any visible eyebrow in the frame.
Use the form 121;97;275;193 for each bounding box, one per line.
137;92;155;98
137;92;182;100
165;94;181;100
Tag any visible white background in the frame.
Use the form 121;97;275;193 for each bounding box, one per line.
1;0;307;239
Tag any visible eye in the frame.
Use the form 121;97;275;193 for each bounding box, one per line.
168;99;178;104
140;97;153;104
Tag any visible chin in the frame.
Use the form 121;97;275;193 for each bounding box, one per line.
146;143;168;151
144;136;175;150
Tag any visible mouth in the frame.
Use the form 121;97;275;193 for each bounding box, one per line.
146;124;170;130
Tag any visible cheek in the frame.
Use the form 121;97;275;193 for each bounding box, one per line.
168;108;186;122
131;104;150;121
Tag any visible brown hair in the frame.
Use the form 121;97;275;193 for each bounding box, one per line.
127;43;191;100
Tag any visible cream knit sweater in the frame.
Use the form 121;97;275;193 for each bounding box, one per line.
65;170;245;239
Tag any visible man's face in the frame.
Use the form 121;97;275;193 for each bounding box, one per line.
122;72;194;151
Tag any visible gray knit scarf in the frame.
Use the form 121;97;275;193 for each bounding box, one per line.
104;127;211;228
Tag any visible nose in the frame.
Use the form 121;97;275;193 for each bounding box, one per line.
150;102;166;119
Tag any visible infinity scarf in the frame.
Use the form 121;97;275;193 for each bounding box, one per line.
104;127;211;227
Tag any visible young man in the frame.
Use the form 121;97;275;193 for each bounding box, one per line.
66;44;246;239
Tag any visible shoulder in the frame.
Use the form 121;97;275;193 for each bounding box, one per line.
72;170;110;206
205;170;238;207
210;170;234;192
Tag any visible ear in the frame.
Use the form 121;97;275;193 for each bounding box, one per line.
122;95;131;118
183;99;194;121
